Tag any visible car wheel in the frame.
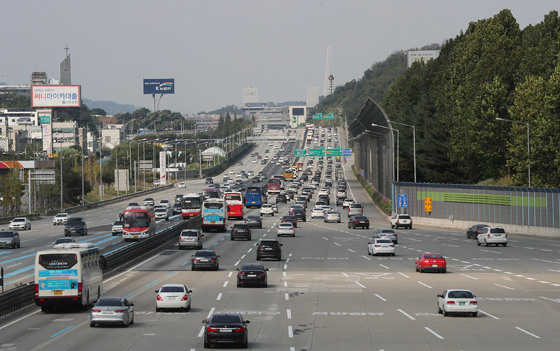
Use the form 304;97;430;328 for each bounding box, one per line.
17;242;21;248
237;282;241;288
130;315;134;325
442;268;447;273
419;267;423;273
247;236;251;240
477;241;481;246
416;266;419;272
191;265;196;271
231;236;234;241
262;282;267;288
437;304;443;314
186;304;191;312
392;253;396;256
472;312;478;317
90;322;95;327
204;339;210;348
443;308;449;317
503;243;507;247
256;256;261;261
485;240;489;247
391;224;394;229
215;265;219;271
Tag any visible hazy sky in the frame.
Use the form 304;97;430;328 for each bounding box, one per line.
2;1;558;114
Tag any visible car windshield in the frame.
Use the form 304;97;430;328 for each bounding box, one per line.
160;286;185;293
97;298;124;307
248;216;260;220
155;208;166;213
54;238;74;244
211;315;242;324
181;231;198;237
0;231;15;238
67;218;82;225
233;224;249;229
55;214;67;218
12;218;25;222
381;230;396;234
447;291;474;299
195;251;215;257
424;254;444;259
113;221;122;225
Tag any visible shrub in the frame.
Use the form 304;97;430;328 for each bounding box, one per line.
351;165;392;215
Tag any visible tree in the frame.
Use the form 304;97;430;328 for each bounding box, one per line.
0;169;24;216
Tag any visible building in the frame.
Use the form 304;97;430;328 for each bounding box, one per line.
289;106;308;128
253;106;289;131
0;109;40;127
243;87;258;106
101;124;125;149
306;86;319;107
52;121;78;153
184;114;220;133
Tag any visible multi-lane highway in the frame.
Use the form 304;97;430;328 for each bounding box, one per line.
1;127;560;350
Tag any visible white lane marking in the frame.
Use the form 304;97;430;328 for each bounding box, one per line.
524;247;535;250
0;310;40;331
283;272;286;277
541;249;552;252
288;325;293;338
284;281;288;287
342;272;349;277
323;237;329;240
443;244;459;248
532;258;560;265
217;293;222;300
206;307;215;319
247;248;252;253
460;274;479;280
240;255;246;259
397;309;416;320
515;327;540;338
494;283;514;290
540;296;560;303
223;281;228;287
479;309;500;320
374;294;387;301
417;281;432;289
398;272;410;278
348;248;355;253
362;255;371;260
379;264;389;270
334;242;341;246
538;281;550;284
285;293;289;301
228;272;233;278
284;264;288;269
7;263;21;268
425;327;444;339
480;249;501;254
355;281;366;289
289;253;292;257
198;326;205;337
234;260;240;266
287;309;292;319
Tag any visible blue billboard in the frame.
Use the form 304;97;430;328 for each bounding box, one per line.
143;79;175;94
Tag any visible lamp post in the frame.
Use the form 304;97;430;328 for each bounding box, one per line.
388;121;416;183
371;124;399;182
78;133;85;205
98;137;103;200
56;133;64;212
496;117;531;187
138;138;148;192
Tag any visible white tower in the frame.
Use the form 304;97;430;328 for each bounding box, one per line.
323;47;334;97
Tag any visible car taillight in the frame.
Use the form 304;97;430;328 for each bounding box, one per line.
114;309;126;313
91;309;101;312
470;301;477;305
446;301;455;304
234;327;246;332
193;258;199;262
274;246;280;249
181;295;189;301
157;295;163;301
355;221;359;223
238;272;246;276
477;230;481;233
381;234;386;236
488;234;491;238
78;282;82;296
207;327;218;332
366;220;369;223
210;258;216;261
390;245;394;247
258;272;266;275
374;245;380;247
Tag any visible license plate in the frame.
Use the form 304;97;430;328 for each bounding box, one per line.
265;248;272;250
252;201;255;203
459;302;466;306
220;329;233;333
211;221;216;224
432;264;438;267
134;236;138;239
360;221;365;223
53;290;63;296
248;274;256;277
200;259;208;262
102;311;112;314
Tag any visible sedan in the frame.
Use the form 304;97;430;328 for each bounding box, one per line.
348;215;370;229
155;207;170;221
466;224;490;239
311;207;327;219
245;215;263;229
437;289;478;317
368;238;395;256
270;202;279;213
155;284;192;312
324;210;341;223
277;223;295;237
281;215;298;228
373;229;398;244
342;199;355;209
237;263;269;287
191;250;220;271
290;208;307;222
90;297;134;327
9;217;31;231
0;230;20;249
203;313;250;348
416;253;447;273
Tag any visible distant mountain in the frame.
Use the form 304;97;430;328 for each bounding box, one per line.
199;105;240;115
83;98;139;115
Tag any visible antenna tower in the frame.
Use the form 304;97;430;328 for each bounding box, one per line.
323;47;334;97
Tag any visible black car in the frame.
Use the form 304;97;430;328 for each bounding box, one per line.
252;176;262;183
172;203;182;215
205;177;213;184
290;208;307;222
467;224;491;239
191;250;220;271
348;215;370;229
236;263;269;287
281;215;298;228
318;194;330;205
245;215;263;229
276;194;288;203
256;239;283;261
128;202;140;207
336;197;345;206
231;224;251;241
64;217;88;236
203;313;250;348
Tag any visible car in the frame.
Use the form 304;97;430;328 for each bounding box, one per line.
178;182;186;189
112;220;123;235
172;203;182;215
348;203;363;216
477;227;508;246
342;199;355;209
0;230;20;249
318;188;330;196
64;217;88;236
242;173;249;179
368;238;395;256
281;215;298;228
202;313;250;348
373;229;398;244
191;250;220;271
348;215;370;229
318;194;330;205
391;214;413;229
276;193;288;203
159;199;171;209
236;172;243;178
466;224;490;239
437;289;478;317
336;190;347;198
324;210;341;223
416;253;447;273
260;204;274;216
155;284;192;312
311;207;327;219
290;207;307;222
155;207;170;221
229;169;235;174
53;237;76;246
128;202;140;207
270;202;279;213
285;189;295;200
231;223;252;241
277;223;295;237
143;198;155;206
53;213;69;225
336;197;345;206
174;194;184;203
90;297;134;327
257;155;262;159
9;217;31;230
153;180;161;187
252;176;262;183
260;159;267;164
252;159;257;163
256;239;282;261
245;215;263;229
179;229;204;249
236;263;269;287
265;149;269;153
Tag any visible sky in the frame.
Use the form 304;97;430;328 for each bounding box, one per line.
1;0;559;114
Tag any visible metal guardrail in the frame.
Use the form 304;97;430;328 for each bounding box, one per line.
0;283;35;318
0;213;42;225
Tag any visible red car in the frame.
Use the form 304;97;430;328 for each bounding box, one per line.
416;253;446;273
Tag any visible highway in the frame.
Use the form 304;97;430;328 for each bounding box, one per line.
2;127;560;350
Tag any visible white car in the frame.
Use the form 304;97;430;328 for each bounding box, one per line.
159;200;171;209
229;170;235;174
318;188;330;196
336;190;347;198
271;203;279;213
9;217;31;230
178;182;186;189
260;204;274;216
437;289;478;317
236;173;243;178
253;159;257;163
477;227;507;247
324;210;341;223
391;214;413;229
155;284;192;312
154;208;169;221
277;223;295;237
53;213;69;225
311;207;327;219
368;238;395;256
342;199;355;209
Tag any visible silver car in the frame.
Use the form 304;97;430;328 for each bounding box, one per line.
155;284;192;312
0;230;20;249
277;223;295;237
90;297;135;327
9;217;31;230
179;229;204;249
373;229;398;244
348;203;363;217
324;210;341;223
155;207;170;221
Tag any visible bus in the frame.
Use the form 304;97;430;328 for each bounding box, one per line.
267;178;281;195
202;198;228;232
245;186;266;208
122;206;156;241
203;188;221;200
296;161;303;170
182;193;204;219
224;191;244;219
35;243;103;312
284;169;294;181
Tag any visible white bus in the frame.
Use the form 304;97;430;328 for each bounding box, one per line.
201;198;228;232
35;243;103;312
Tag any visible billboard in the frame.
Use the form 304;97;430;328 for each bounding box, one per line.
407;50;440;68
159;151;167;185
144;79;175;94
32;85;81;108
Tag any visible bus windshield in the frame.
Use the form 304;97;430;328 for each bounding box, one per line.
246;187;261;193
124;212;149;228
268;179;280;184
182;197;202;209
204;202;224;209
39;253;78;270
224;194;242;201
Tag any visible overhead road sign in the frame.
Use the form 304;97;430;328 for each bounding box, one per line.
398;194;408;208
143;79;175;94
294;149;306;157
324;113;334;120
308;148;325;157
312;114;323;120
342;148;352;156
326;148;342;157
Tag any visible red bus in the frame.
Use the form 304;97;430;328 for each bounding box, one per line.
267;178;281;195
182;193;204;219
224;191;244;220
122;206;156;241
296;161;303;170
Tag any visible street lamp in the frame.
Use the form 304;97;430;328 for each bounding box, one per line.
78;133;85;205
98;137;103;200
371;124;399;182
496;117;531;187
55;133;64;212
152;139;160;187
388;121;416;183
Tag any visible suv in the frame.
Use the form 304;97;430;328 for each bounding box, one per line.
205;177;213;184
179;229;204;250
64;217;88;236
477;227;507;247
9;217;31;231
231;224;251;241
53;213;69;225
276;194;288;203
0;230;20;249
290;208;307;222
256;238;283;261
112;220;123;235
391;214;413;229
348;203;363;217
144;198;155;206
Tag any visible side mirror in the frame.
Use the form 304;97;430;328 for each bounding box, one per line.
188;290;193;293
245;320;250;324
280;244;283;246
130;303;135;306
368;242;372;245
155;290;159;293
217;255;220;257
201;234;204;237
265;268;269;271
191;255;194;257
236;268;240;271
437;294;442;298
202;320;208;324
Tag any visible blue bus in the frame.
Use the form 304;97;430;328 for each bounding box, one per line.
245;186;266;208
